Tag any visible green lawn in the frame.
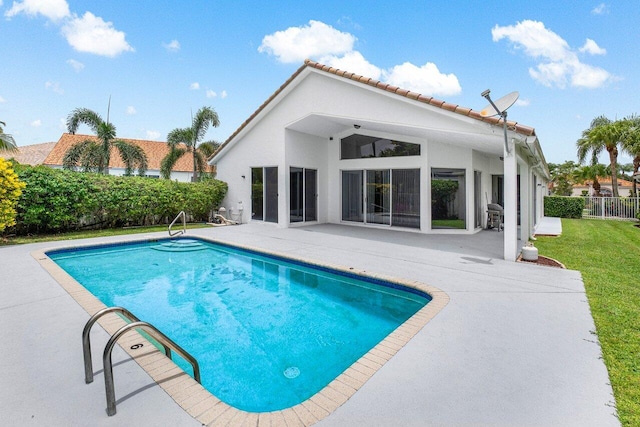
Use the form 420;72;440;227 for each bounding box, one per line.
0;223;210;246
534;219;640;427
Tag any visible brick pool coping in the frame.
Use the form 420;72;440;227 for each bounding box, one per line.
32;236;449;426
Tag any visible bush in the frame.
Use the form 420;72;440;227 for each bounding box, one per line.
544;196;585;218
11;165;227;234
0;158;25;232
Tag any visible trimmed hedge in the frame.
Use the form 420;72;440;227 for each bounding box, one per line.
544;196;585;219
11;165;227;234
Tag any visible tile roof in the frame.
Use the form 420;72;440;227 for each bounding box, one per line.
214;59;536;160
574;176;634;188
43;133;195;172
0;141;57;165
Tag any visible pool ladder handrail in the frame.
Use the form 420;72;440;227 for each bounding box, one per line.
168;211;186;236
82;306;201;416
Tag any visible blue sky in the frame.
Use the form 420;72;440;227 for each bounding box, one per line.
1;0;638;164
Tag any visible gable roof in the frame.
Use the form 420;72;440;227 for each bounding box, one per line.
212;59;536;161
43;133;194;172
0;141;57;165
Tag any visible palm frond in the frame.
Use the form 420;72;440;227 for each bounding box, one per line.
66;108;104;135
113;140;149;176
160;147;186;179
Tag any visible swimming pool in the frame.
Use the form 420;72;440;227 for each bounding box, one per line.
44;236;440;417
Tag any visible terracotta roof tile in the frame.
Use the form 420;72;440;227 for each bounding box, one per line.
0;141;57;165
213;59;537;160
43;133;194;172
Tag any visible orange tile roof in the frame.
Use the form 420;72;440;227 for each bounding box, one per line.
0;141;57;165
213;59;536;160
575;176;634;188
43;133;194;172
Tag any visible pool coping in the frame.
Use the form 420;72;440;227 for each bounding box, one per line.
32;235;449;427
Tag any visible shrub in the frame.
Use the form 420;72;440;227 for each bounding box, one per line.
0;158;25;232
12;165;227;234
544;196;585;218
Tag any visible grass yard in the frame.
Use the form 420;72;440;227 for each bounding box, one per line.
534;219;640;427
0;223;211;246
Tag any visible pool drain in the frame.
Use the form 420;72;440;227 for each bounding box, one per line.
283;366;300;379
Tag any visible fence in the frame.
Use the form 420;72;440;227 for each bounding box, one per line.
582;197;640;220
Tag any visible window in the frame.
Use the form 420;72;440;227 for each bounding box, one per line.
341;134;420;159
431;168;466;229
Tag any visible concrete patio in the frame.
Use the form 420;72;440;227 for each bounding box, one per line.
0;222;618;426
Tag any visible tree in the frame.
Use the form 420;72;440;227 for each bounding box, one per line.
548;161;579;196
576;116;626;197
161;107;220;181
64;108;148;175
572;163;608;196
0;121;18;152
620;115;640;196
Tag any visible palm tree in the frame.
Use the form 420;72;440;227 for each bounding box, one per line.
572;163;608;196
620;115;640;196
0;121;18;152
160;106;220;181
576;116;626;197
64;107;148;175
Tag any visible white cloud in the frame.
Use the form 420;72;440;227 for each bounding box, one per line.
383;62;461;97
0;95;6;103
45;81;64;94
515;99;530;107
146;130;161;140
61;12;134;57
5;0;70;21
30;119;42;127
220;90;227;99
259;20;462;98
320;51;382;80
66;58;84;72
259;20;356;63
579;38;606;55
206;90;217;98
592;3;608;15
163;39;180;52
492;20;612;89
58;117;66;130
190;82;200;90
126;106;136;115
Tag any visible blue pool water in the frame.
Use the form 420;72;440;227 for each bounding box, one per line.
49;237;430;412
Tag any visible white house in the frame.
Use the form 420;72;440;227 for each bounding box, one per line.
209;60;550;261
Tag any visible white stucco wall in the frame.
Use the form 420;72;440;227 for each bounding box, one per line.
213;67;545;243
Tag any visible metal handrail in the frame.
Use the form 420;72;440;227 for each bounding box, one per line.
103;321;201;416
168;211;186;236
82;306;170;384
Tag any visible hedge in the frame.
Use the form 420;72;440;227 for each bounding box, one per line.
544;196;585;219
11;165;227;234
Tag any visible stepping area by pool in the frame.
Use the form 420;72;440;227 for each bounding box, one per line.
0;222;619;426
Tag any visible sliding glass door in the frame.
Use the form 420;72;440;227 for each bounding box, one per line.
366;170;390;225
290;167;317;223
251;167;278;223
342;169;420;229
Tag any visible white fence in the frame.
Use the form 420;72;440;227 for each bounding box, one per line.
582;197;640;220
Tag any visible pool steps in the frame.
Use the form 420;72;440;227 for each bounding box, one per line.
151;239;208;252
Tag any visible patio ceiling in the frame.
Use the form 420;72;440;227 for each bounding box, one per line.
286;112;509;156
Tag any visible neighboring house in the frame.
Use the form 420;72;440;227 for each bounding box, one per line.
209;60;550;261
43;133;196;182
0;141;57;165
572;177;634;197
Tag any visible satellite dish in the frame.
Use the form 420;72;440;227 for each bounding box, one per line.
480;91;519;117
